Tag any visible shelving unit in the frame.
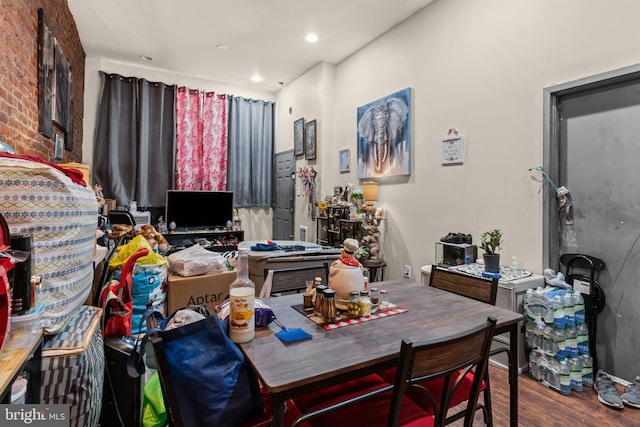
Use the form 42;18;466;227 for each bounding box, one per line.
316;205;350;248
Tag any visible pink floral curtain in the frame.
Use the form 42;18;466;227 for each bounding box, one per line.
175;87;228;190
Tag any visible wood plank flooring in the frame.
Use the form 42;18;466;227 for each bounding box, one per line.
449;365;640;426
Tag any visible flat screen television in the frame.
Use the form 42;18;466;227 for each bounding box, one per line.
165;190;234;232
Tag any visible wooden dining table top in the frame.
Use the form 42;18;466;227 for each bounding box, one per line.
239;279;523;398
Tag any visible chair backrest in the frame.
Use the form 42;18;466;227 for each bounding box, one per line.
429;266;498;305
265;263;329;295
388;316;497;427
108;210;137;227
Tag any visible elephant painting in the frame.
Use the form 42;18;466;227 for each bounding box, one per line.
357;88;411;178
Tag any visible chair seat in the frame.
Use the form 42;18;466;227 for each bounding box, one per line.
377;368;486;414
305;390;433;427
292;373;390;413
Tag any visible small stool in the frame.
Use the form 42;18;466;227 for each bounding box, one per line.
361;258;387;282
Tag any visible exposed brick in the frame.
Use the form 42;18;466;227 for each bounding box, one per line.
0;0;85;162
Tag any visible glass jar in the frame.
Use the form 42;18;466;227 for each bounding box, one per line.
369;288;380;313
359;290;372;317
347;291;362;318
379;289;389;311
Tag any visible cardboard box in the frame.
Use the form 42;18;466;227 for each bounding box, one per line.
167;270;236;313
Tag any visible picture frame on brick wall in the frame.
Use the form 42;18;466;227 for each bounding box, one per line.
38;9;73;150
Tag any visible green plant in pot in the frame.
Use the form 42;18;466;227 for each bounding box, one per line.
480;229;503;273
354;245;369;260
350;189;363;207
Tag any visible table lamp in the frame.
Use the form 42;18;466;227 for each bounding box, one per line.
362;181;379;217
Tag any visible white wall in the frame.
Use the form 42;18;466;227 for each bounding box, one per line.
277;0;640;280
81;57;276;238
275;63;336;242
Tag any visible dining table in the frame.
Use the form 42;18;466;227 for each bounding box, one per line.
239;279;523;427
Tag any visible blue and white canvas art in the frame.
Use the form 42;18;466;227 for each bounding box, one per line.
357;87;411;178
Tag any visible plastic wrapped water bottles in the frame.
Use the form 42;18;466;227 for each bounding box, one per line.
581;354;594;388
564;291;575;327
559;360;572;395
529;349;541;380
576;323;589;354
552;295;566;329
565;325;579;358
542;325;558;356
568;356;583;391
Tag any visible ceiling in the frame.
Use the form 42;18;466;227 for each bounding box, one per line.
67;0;434;93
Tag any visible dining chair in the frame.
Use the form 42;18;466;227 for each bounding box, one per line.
428;265;506;426
261;263;329;297
290;316;497;427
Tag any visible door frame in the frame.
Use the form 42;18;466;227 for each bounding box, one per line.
543;63;640;270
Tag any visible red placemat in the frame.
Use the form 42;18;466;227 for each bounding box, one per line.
291;304;408;330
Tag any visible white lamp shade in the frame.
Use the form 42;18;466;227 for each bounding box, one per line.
363;182;379;202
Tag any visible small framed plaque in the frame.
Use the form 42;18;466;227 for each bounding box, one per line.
441;136;464;165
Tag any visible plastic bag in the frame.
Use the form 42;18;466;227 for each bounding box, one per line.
109;235;168;269
142;372;167;427
167;244;227;277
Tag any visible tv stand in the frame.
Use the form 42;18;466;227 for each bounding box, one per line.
165;229;244;253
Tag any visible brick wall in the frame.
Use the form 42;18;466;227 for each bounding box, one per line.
0;0;84;162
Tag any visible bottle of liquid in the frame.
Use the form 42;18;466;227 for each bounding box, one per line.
574;290;585;324
533;320;545;350
565;325;579;358
358;290;372;317
542;325;558;356
559;359;572;395
229;248;255;344
576;323;590;355
525;320;536;348
523;289;534;323
553;327;568;361
529;349;541;381
581;354;594;388
568;356;583;392
563;291;575;328
546;356;561;391
552;295;566;330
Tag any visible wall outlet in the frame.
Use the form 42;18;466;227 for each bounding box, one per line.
404;265;411;279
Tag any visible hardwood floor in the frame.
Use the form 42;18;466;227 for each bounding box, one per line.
449;365;640;426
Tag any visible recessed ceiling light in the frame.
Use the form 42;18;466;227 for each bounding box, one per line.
251;74;263;83
305;34;318;43
216;44;228;50
139;55;153;61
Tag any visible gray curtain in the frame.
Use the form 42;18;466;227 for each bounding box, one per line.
93;72;175;208
227;96;275;208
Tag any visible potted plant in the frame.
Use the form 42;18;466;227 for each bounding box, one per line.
354;245;369;260
350;189;363;207
480;229;503;273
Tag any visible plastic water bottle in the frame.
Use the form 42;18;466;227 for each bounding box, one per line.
559;360;572;395
568;357;583;391
229;248;256;343
554;327;567;361
533;320;545;350
565;325;579;358
525;320;536;348
576;323;590;355
564;291;575;327
542;325;558;356
581;354;594;388
547;357;561;391
574;291;585;324
552;296;566;329
523;289;535;322
529;349;541;380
